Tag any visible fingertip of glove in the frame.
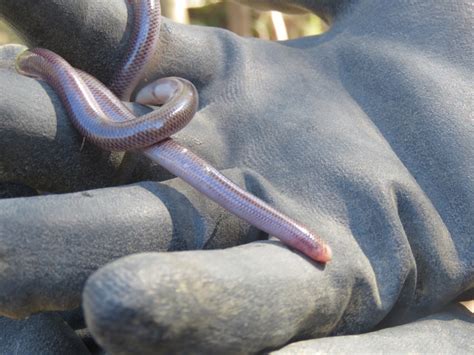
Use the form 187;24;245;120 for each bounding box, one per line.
82;257;144;346
82;253;176;353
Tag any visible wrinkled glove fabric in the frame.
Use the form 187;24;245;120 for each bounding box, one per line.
0;0;472;353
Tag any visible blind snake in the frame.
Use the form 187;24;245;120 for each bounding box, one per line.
15;0;332;263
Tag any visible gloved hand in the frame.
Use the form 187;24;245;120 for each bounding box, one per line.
0;0;472;353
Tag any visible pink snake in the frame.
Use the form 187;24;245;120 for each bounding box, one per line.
15;0;332;263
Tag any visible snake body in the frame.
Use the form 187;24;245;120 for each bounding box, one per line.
16;0;332;263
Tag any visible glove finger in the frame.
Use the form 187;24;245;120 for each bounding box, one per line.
0;313;89;354
0;0;129;84
82;243;334;354
0;46;174;192
0;169;261;318
0;57;126;192
272;304;474;354
0;182;38;198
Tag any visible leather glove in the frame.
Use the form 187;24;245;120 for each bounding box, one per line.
0;0;472;353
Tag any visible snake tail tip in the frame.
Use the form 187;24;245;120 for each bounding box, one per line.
322;244;333;263
309;242;332;264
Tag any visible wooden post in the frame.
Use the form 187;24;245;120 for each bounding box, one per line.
225;1;252;37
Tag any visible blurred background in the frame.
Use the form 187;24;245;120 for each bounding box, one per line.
0;0;327;45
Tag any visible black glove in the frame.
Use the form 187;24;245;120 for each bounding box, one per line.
0;0;472;353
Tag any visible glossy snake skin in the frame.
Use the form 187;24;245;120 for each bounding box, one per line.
16;0;332;263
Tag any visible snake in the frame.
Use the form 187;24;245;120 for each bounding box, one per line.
15;0;332;263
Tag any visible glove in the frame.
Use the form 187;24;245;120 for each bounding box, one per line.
272;304;474;354
0;0;472;353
